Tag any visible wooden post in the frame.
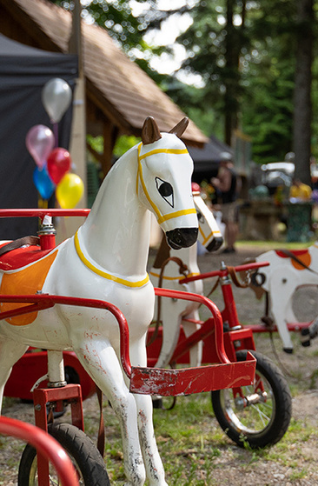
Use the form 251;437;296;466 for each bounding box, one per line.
56;0;87;242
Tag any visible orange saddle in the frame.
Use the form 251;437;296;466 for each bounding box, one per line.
0;244;58;326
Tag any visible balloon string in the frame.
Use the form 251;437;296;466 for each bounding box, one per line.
53;123;58;147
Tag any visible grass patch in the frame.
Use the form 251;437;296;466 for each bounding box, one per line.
236;240;313;250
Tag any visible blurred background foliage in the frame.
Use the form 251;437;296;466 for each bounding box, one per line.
52;0;317;179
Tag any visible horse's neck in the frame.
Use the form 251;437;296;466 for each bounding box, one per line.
79;148;150;277
152;236;199;278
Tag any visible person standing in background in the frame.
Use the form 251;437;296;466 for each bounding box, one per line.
211;152;239;254
289;177;312;201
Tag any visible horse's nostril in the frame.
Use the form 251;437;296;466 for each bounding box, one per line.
166;228;198;249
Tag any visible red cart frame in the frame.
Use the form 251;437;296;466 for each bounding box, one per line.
0;209;256;485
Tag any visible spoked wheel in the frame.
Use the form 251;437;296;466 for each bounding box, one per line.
18;422;110;486
211;350;292;449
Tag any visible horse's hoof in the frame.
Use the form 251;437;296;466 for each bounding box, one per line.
283;347;293;354
152;397;163;409
300;327;311;347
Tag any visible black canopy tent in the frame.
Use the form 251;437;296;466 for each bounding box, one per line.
188;134;234;183
0;34;78;239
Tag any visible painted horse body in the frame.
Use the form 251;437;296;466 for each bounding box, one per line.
253;243;318;352
0;117;198;486
149;187;223;368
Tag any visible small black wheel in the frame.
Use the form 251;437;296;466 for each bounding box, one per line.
211;350;292;448
18;422;110;486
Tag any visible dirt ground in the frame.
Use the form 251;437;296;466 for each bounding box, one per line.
1;244;318;485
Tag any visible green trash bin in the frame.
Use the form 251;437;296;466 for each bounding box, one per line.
285;202;312;242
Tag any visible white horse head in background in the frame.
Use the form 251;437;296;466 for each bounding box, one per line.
0;117;198;486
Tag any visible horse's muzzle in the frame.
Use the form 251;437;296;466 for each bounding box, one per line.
166;228;198;250
206;235;224;252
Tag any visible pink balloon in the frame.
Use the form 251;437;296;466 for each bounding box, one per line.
26;125;55;169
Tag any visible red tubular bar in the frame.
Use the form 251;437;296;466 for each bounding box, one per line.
155;288;230;364
0;289;229;380
0;209;90;220
33;385;84;432
181;261;270;284
0;417;79;486
0;291;256;397
0;294;132;377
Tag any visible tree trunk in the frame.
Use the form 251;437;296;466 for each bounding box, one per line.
293;0;313;185
224;0;246;146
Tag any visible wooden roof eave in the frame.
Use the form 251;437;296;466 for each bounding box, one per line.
86;78;207;147
2;0;208;148
85;77;136;136
0;0;60;52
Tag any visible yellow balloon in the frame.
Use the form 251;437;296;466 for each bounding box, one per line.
56;173;84;209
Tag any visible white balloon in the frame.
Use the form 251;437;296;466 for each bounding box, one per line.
42;78;72;123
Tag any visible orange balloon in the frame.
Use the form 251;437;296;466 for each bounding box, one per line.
56;173;84;209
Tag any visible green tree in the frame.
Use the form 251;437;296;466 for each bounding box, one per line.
49;0;168;79
52;0;317;177
174;0;248;145
293;0;314;184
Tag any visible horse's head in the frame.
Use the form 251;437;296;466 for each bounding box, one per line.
137;117;198;250
192;183;224;252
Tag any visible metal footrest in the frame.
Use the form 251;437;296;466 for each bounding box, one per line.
130;351;256;396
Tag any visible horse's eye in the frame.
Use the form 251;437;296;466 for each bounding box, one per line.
155;177;174;207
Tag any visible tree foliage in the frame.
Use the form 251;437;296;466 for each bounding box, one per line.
51;0;317;171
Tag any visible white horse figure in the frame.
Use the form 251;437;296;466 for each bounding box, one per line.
252;244;318;352
0;117;198;486
149;185;223;368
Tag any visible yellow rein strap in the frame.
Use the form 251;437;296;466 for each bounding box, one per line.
74;232;149;288
137;144;197;225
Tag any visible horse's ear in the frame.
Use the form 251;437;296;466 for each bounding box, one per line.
142;117;162;145
169;117;189;138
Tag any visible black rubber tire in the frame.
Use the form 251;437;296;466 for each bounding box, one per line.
211;350;292;448
18;422;110;486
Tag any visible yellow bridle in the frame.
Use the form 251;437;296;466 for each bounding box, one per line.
136;143;197;225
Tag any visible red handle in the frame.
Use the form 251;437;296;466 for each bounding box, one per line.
181;261;269;283
0;209;90;220
0;417;79;486
155;288;230;364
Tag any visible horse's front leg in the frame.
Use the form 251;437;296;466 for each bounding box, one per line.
155;300;182;369
73;336;146;486
130;340;168;486
0;337;28;414
182;308;202;367
269;269;297;352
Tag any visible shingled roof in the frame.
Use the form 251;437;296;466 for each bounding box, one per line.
0;0;208;147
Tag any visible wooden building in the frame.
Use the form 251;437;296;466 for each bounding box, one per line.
0;0;208;179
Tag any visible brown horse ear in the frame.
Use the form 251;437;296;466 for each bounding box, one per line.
141;117;162;145
169;117;189;138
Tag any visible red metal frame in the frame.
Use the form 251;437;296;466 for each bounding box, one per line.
146;260;312;403
0;208;257;484
0;294;132;377
0;417;79;486
0;208;90;221
4;349;96;401
146;262;271;401
181;261;311;334
0;291;256;397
